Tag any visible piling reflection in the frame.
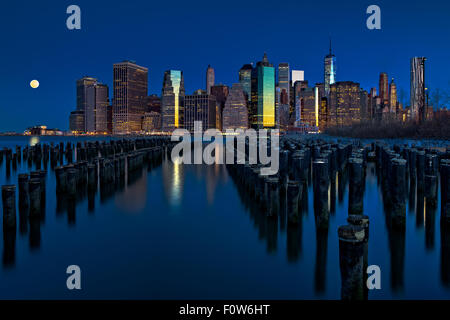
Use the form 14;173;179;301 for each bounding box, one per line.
0;136;448;299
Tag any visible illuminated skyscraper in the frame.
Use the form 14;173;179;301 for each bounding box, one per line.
379;72;389;107
389;78;397;113
277;63;290;129
184;90;216;132
410;57;426;122
319;97;328;131
324;39;336;96
93;83;110;133
161;70;185;132
112;61;148;134
69;110;85;133
222;83;248;130
239;64;253;102
251;53;276;128
278;63;290;103
206;65;215;95
299;87;316;128
329;81;361;127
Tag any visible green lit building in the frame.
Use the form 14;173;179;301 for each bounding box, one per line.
251;53;276;129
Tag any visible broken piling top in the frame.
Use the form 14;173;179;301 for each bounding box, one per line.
338;225;365;243
347;214;369;227
2;184;16;194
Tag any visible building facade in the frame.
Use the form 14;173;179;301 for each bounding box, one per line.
410;57;426;122
222;83;248;130
142;111;161;132
206;65;215;95
112;61;148;134
183;90;216;132
161;70;185;132
389;78;397;114
328;81;361;127
239;64;253;102
251;53;276;128
210;84;229;131
379;72;389;107
69;110;85;133
93;84;110;133
76;76;97;132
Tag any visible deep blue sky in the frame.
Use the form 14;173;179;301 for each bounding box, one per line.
0;0;449;131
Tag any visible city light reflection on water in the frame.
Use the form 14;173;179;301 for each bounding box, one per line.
0;136;448;300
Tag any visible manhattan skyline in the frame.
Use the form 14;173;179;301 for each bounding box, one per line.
1;0;449;131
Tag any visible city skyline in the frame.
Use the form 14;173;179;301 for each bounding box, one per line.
1;0;450;131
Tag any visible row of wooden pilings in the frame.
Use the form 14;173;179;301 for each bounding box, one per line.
1;137;173;266
226;136;450;299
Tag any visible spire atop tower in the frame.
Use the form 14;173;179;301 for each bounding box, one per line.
329;37;332;55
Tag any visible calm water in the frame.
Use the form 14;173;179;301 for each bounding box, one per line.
0;136;447;299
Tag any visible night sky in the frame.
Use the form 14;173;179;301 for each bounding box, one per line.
0;0;449;131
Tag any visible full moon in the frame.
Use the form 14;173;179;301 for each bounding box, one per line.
30;80;39;89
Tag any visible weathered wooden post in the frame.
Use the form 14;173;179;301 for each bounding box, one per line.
66;167;77;197
441;160;450;222
313;159;329;229
338;224;365;300
348;158;364;215
28;178;41;217
390;158;407;228
287;180;301;224
2;185;16;229
18;174;29;209
265;177;280;217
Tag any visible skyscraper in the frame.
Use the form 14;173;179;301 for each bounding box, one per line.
93;83;110;133
324;39;336;97
183;90;216;132
239;64;253;102
251;53;276;128
76;76;97;132
278;63;290;103
206;65;215;95
222;83;248;130
75;77;109;133
112;61;148;134
379;72;389;107
210;84;229;131
410;57;426;122
290;70;305;112
293;80;308;127
297;87;316;128
389;78;397;114
161;70;185;131
277;63;290;129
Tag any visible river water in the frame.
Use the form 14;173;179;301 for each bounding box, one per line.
0;135;447;299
